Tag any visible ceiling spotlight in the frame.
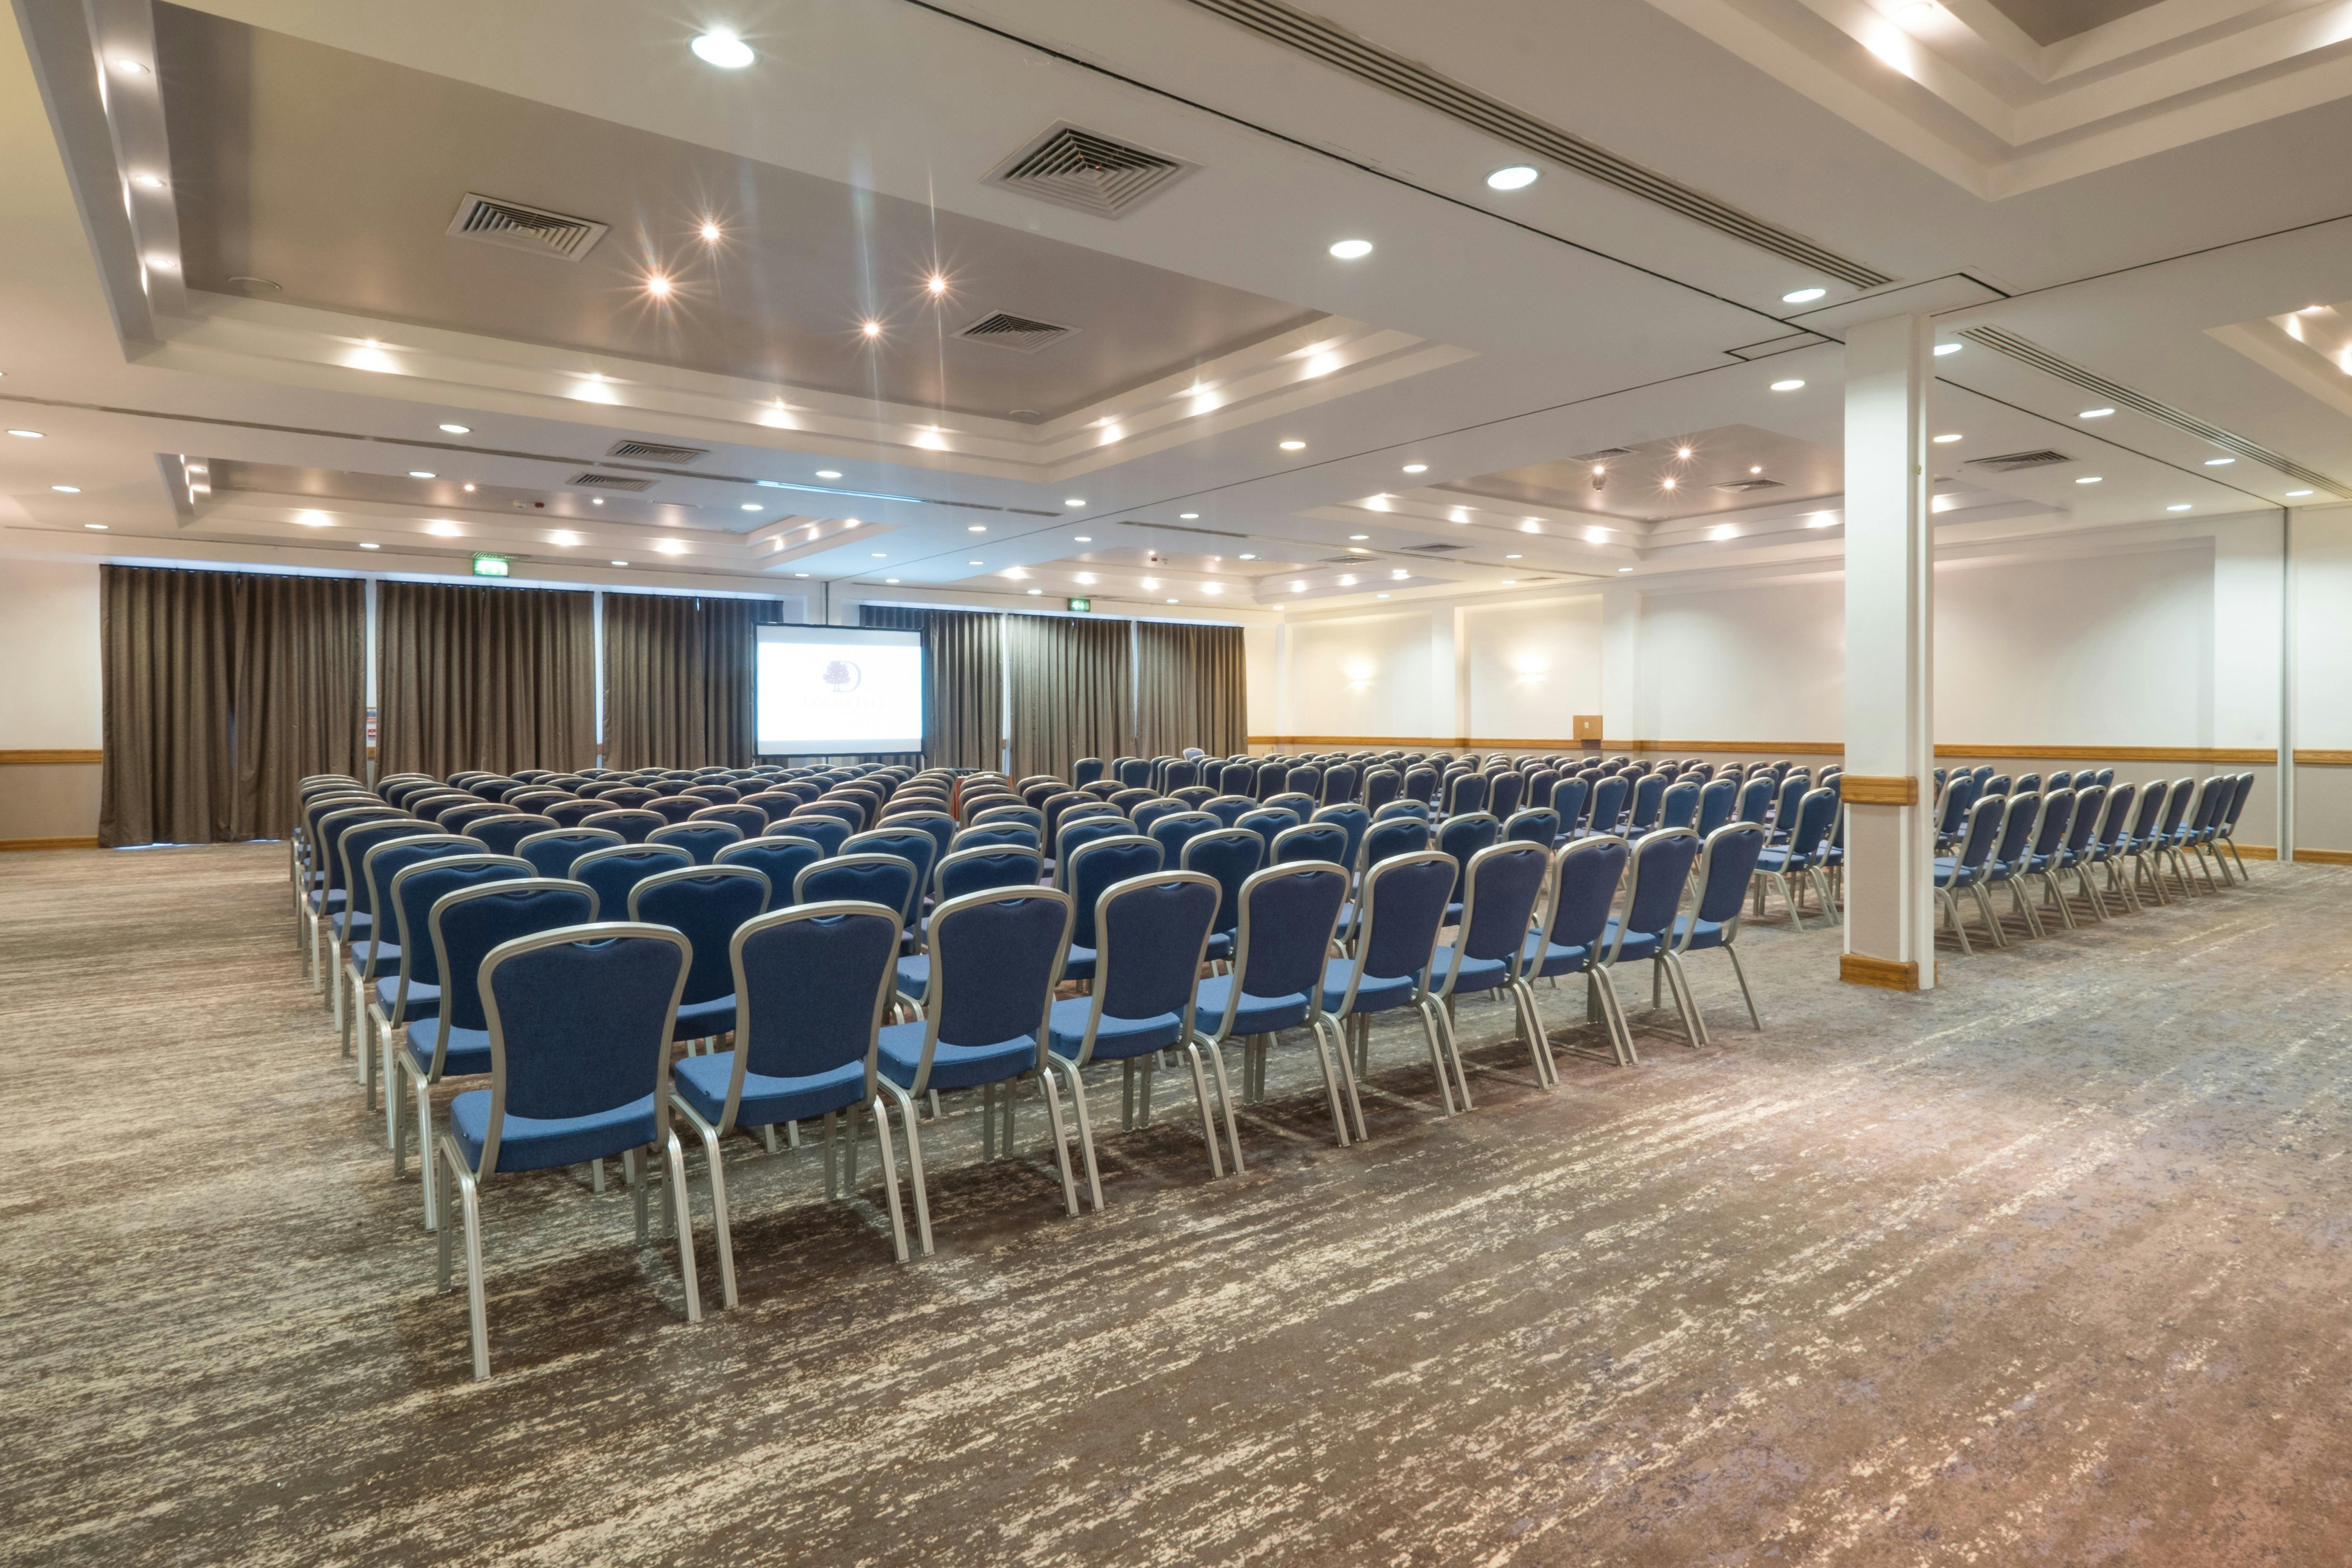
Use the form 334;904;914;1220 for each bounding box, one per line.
113;57;150;74
1165;598;1179;604
690;31;755;67
699;221;722;242
1935;343;1962;356
611;559;629;567
1376;592;1390;599
1771;378;1805;391
861;320;882;339
2079;407;2115;419
926;274;949;296
1782;287;1826;303
591;497;604;505
2076;475;2103;484
811;470;842;481
1675;445;1693;459
1486;165;1539;191
794;572;808;578
463;484;476;492
1328;239;1374;260
1027;587;1043;595
740;503;762;511
438;423;470;434
359;541;379;550
2167;503;2192;511
408;470;436;479
1279;439;1306;451
1074;535;1093;543
2204;457;2235;465
2287;488;2315;497
967;524;987;533
1619;566;1633;572
1749;465;1764;475
1402;463;1428;474
550;531;581;546
1501;579;1518;586
50;485;80;493
1349;533;1369;540
1933;433;1962;443
1807;512;1838;528
870;552;887;558
425;521;460;537
7;429;44;438
968;559;984;566
646;275;673;298
654;539;686;556
1661;477;1677;490
1064;498;1086;507
1239;553;1257;560
1180;512;1200;519
133;173;165;190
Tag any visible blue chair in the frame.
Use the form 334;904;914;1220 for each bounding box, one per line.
629;866;771;1047
581;808;664;844
1667;823;1770;1045
1933;773;1982;853
1147;809;1221;867
690;803;771;841
1982;773;2013;799
796;854;921;940
2015;773;2043;796
647;820;744;866
1547;777;1591;839
886;810;958;870
1401;767;1439;805
1520;837;1633;1067
1362;769;1401;815
1284;765;1322;799
2082;782;2141;915
351;834;479;1103
2017;788;2080;927
646;796;709;826
1265;790;1318;822
1071;757;1106;788
667;900;915;1305
893;844;1049;1006
1170;786;1218;811
303;801;403;985
714;834;825;900
1980;791;2048;938
1440;772;1488;817
1429;842;1552;1089
1626;773;1669;833
1272;820;1349;867
1505;808;1559;847
543;799;608;829
1322;852;1459;1114
1129;798;1183;837
1485;770;1524;820
1202;794;1257;828
1312;804;1370;872
2213;773;2255;882
952;822;1041;854
328;817;441;1042
1058;835;1163;985
1734;776;1775;827
1657;781;1700;832
437;922;697;1378
572;843;693;921
842;828;940;924
1046;871;1230;1203
399;877;598;1230
1236;807;1299;858
466;813;558;860
1374;798;1431;824
1587;774;1631;835
2048;784;2111;922
1177;827;1262;967
1436;813;1501;920
1053;815;1133;884
1600;828;1705;1049
1117;758;1156;790
1216;761;1256;796
776;815;851;857
1320;763;1362;806
515;826;624;880
1693;779;1737;837
1198;863;1356;1145
1935;794;2009;954
1164;760;1202;792
876;886;1077;1252
1750;789;1838;930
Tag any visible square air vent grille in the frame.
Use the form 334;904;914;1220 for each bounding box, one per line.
985;123;1198;218
1713;477;1783;493
606;441;707;463
446;194;609;261
1570;446;1635;462
1967;448;2074;472
569;472;653;491
956;312;1078;354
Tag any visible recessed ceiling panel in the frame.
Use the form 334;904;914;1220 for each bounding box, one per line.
1438;424;1841;522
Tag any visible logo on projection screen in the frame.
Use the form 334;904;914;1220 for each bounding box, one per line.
821;659;862;694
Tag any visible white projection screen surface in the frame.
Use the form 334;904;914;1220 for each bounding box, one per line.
754;626;924;755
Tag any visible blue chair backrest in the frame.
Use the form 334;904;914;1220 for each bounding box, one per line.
1148;809;1221;866
1983;773;2012;797
1216;761;1256;796
647;820;743;866
430;880;598;1033
2095;768;2116;789
1354;853;1454;985
691;804;772;840
1272;821;1349;866
456;812;550;860
1358;814;1430;875
2065;786;2107;855
2015;773;2043;795
1485;771;1524;820
1457;843;1549;967
1054;815;1132;884
1375;798;1431;823
1617;830;1701;944
572;841;694;915
1401;767;1438;804
926;889;1070;1064
358;834;478;962
1953;795;2005;869
582;808;665;844
1312;804;1370;869
1436;813;1500;902
1284;765;1322;798
715;835;825;897
1548;776;1591;833
953;822;1041;853
2030;789;2076;857
1073;758;1105;788
1769;774;1809;830
1690;823;1768;925
1734;777;1774;825
1589;774;1631;832
728;903;897;1096
1236;808;1298;857
1093;875;1220;1028
338;820;437;919
2091;784;2136;850
1785;789;1838;860
1442;772;1489;817
1203;794;1256;827
1321;764;1361;804
795;853;919;927
1937;774;1981;838
475;926;688;1169
1067;836;1164;950
1658;781;1700;831
1129;798;1182;835
629;866;771;1002
1164;761;1201;791
1993;793;2042;864
515;827;624;880
775;815;850;857
936;846;1044;903
1363;769;1401;813
2047;770;2074;791
1694;779;1737;837
2223;772;2254;826
1505;808;1559;846
1225;865;1348;1017
1542;837;1627;953
1118;759;1155;789
543;799;607;829
1180;829;1263;940
842;828;939;900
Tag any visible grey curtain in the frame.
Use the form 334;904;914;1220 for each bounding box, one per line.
1007;614;1132;782
377;581;593;779
1137;622;1248;759
926;612;1004;770
603;593;778;769
98;565;364;846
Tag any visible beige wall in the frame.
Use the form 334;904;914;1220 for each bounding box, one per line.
0;559;102;843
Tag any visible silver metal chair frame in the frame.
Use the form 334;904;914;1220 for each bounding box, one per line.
1321;850;1464;1116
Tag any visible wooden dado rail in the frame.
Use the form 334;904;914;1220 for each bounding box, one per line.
1247;739;2351;764
0;750;102;764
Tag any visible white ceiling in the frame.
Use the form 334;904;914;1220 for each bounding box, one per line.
1;0;2345;620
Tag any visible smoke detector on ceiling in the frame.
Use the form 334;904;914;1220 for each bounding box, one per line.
985;123;1198;219
447;194;609;261
956;312;1079;353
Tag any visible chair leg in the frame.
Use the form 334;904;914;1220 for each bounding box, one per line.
864;1097;911;1263
1035;1070;1082;1217
1196;1037;1245;1174
880;1081;934;1256
1510;979;1556;1087
1053;1059;1106;1210
1662;952;1706;1047
434;1137;492;1383
1724;943;1763;1030
413;1071;439;1232
673;1099;736;1310
1323;1013;1369;1140
1940;889;1972;957
1591;965;1638;1065
1301;1024;1350;1146
661;1131;702;1323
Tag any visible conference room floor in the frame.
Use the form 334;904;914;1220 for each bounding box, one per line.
4;842;2347;1566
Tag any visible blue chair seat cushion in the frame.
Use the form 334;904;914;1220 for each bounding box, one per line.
1320;957;1416;1015
402;1017;491;1080
1669;915;1729;951
1431;944;1510;994
374;975;440;1022
672;1051;867;1130
1046;996;1185;1062
1192;975;1311;1037
346;941;399;978
1061;944;1096;983
894;954;929;1002
673;994;737;1042
1602;919;1661;962
1754;848;1805;872
1205;932;1233;964
1519;932;1593;977
878;1022;1038;1092
330;910;373;942
1931;858;1973;889
449;1088;658;1175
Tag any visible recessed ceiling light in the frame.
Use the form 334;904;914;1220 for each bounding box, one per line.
7;429;42;438
699;221;722;242
1402;463;1428;474
408;470;436;479
1501;579;1517;586
1328;239;1374;260
816;470;842;479
1064;498;1086;507
1504;553;1522;559
462;484;475;492
1934;343;1962;356
646;275;673;299
83;523;105;530
1660;477;1677;490
550;531;581;546
794;572;808;578
1238;553;1257;560
1279;439;1306;451
113;57;150;74
860;320;882;339
438;423;470;434
424;520;460;536
591;497;604;505
2205;457;2235;466
359;541;379;549
690;31;755;67
1675;446;1693;459
1292;580;1306;592
967;524;987;533
871;552;887;558
1933;432;1962;443
968;559;984;565
2079;408;2115;419
1376;592;1390;599
926;274;949;297
1179;512;1200;520
1028;588;1042;596
1771;378;1805;392
612;559;629;567
1074;535;1092;543
1486;165;1539;191
2076;475;2103;484
2287;488;2315;497
740;503;762;512
2167;503;2192;511
133;173;164;190
49;485;79;493
1782;287;1826;303
886;578;901;584
1349;533;1368;540
1619;566;1633;572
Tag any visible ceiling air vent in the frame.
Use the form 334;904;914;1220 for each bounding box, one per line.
956;312;1079;354
446;194;609;261
985;123;1198;219
606;440;707;463
1570;446;1635;463
1403;541;1469;553
568;472;653;491
1713;477;1784;493
1319;553;1377;564
1966;449;2074;472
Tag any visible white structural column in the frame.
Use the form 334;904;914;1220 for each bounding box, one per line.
1840;314;1936;991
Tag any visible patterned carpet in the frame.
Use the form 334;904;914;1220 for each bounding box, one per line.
3;842;2348;1566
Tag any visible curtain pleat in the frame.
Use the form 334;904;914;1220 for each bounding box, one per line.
1007;614;1132;782
1136;622;1248;759
925;612;1003;770
377;581;593;779
98;565;365;846
602;593;773;768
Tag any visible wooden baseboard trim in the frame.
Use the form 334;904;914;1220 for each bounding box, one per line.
0;750;101;765
1840;953;1922;991
1244;738;2287;764
2290;847;2352;866
1841;774;1919;805
2296;750;2352;768
0;836;100;851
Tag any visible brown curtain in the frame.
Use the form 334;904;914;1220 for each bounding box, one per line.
377;581;593;779
1136;622;1248;759
98;565;364;846
603;592;771;769
926;611;1003;770
1007;613;1131;782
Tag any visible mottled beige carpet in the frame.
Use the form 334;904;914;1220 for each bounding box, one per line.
4;842;2348;1566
